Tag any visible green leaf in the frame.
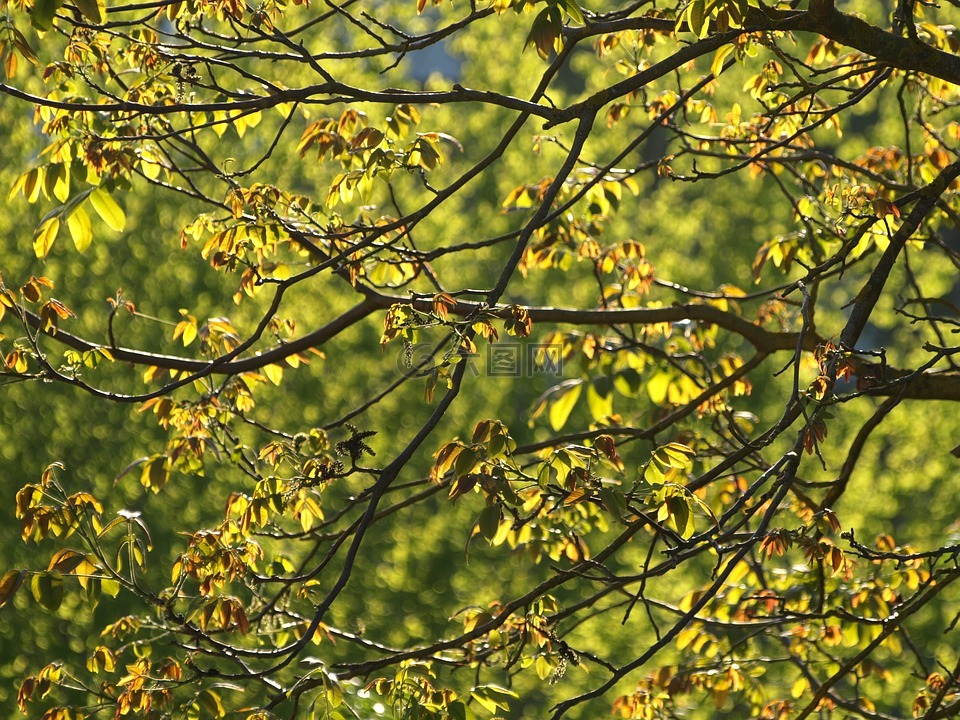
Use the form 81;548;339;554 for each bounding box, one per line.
73;0;104;23
687;0;707;37
660;442;695;469
140;455;170;493
587;377;614;420
561;0;584;24
53;165;70;202
196;689;226;718
31;0;64;30
43;164;59;200
447;701;476;720
665;495;695;538
613;368;642;397
548;381;582;431
534;653;555;679
30;571;64;611
646;370;673;406
90;188;126;232
84;577;102;608
66;205;93;252
324;678;343;708
453;447;478;479
471;685;518;714
645;458;665;484
477;504;501;540
600;487;627;520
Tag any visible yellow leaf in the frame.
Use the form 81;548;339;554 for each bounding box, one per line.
4;51;18;79
66;206;93;252
90;188;126;232
180;323;197;346
52;165;70;202
139;147;163;180
263;364;283;385
33;216;60;258
548;382;581;431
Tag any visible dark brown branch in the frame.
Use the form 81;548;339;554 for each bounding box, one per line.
841;158;960;349
22;299;378;374
23;294;812;373
0;80;555;122
402;296;819;352
808;4;960;85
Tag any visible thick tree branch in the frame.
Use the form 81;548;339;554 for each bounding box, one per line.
21;299;379;374
807;4;960;85
841;158;960;349
22;295;812;374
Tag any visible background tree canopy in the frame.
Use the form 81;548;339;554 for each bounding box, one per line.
2;0;960;717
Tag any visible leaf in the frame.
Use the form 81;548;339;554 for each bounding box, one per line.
47;549;86;574
594;434;623;470
548;381;582;431
447;701;476;720
534;654;555;680
586;377;614;420
0;569;26;608
646;370;673;406
10;29;40;68
21;167;42;203
600;488;627;520
139;147;163;180
4;51;17;79
33;216;60;258
66;206;93;252
52;165;70;202
324;677;343;707
140;455;170;494
561;0;584;24
685;0;709;38
31;0;64;30
470;685;518;714
264;364;283;385
73;0;104;23
660;442;695;469
613;367;642;396
89;188;126;232
525;5;563;60
30;571;64;611
101;577;120;597
477;504;501;540
196;689;226;718
665;495;694;538
711;43;735;78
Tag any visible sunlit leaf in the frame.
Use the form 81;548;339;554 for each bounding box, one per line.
33;217;60;258
89;189;126;232
66;206;92;252
548;382;582;431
